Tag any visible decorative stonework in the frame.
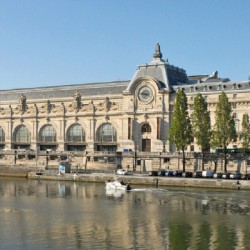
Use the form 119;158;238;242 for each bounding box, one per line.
96;98;110;112
82;100;95;113
72;91;82;112
18;94;27;114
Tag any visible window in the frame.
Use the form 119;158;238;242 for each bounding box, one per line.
0;127;5;142
14;125;30;143
67;124;85;142
233;113;238;119
232;103;237;109
233;94;237;99
141;123;151;133
157;118;161;139
128;118;132;140
40;125;56;142
97;123;117;142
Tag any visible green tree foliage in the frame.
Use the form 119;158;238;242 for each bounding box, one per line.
211;92;237;172
192;93;211;170
241;113;250;152
168;88;192;172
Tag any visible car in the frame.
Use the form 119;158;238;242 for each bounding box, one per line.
158;170;166;176
244;174;250;180
213;172;223;179
182;172;193;178
193;171;202;178
229;173;242;180
202;170;214;178
173;170;183;177
149;170;158;176
222;173;230;179
165;171;174;177
116;169;128;175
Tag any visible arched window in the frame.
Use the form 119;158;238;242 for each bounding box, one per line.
67;124;85;142
14;125;30;143
0;127;5;142
141;124;151;133
40;125;56;142
97;123;117;142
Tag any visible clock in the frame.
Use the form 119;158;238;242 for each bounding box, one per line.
138;86;153;103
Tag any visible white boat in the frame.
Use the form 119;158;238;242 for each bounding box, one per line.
105;180;131;191
105;188;126;198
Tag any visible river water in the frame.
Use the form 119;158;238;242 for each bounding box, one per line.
0;177;249;250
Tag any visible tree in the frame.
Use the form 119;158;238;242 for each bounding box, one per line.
211;92;237;173
241;113;250;152
241;113;250;174
192;93;211;170
168;88;192;172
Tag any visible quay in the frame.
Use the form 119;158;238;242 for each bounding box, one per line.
0;166;249;190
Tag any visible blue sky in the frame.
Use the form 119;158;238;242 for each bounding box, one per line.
0;0;249;89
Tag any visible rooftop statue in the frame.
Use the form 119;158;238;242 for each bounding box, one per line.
153;43;162;59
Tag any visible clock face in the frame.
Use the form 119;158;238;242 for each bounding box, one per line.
138;86;153;103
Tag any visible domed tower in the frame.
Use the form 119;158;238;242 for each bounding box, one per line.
123;43;189;154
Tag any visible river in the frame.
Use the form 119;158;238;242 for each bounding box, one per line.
0;177;249;250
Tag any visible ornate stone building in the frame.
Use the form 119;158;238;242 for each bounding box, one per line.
0;44;249;171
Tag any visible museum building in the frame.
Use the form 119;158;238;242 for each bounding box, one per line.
0;44;249;171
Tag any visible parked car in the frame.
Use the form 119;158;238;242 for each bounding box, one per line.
116;169;128;175
182;172;193;178
213;172;223;179
172;170;183;177
193;171;202;178
244;174;250;180
149;170;158;176
222;173;230;179
158;170;166;176
229;173;242;180
165;171;174;177
202;170;214;178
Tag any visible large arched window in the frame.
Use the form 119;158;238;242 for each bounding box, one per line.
14;125;30;143
141;123;151;133
0;127;5;142
67;124;85;142
97;123;117;142
40;125;56;142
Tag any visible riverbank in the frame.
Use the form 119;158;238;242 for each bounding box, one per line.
0;167;249;190
25;171;250;190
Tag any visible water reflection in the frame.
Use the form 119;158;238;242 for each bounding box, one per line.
0;177;250;249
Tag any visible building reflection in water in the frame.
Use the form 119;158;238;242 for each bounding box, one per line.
0;178;249;249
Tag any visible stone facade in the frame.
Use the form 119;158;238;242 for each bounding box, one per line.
0;44;249;172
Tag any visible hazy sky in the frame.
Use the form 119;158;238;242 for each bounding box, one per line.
0;0;249;89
